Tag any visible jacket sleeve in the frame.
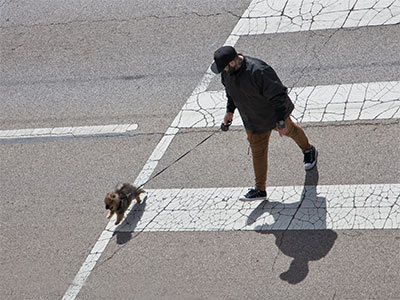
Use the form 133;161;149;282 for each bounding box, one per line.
221;74;236;113
255;67;289;121
226;92;236;113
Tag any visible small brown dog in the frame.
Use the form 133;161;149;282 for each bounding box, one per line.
104;183;145;225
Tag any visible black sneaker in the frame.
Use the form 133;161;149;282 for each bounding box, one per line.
304;145;318;170
239;188;267;201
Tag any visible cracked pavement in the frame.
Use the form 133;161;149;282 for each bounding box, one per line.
175;81;400;128
110;183;400;233
234;0;400;35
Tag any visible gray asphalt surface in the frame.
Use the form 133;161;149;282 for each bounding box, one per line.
1;1;399;299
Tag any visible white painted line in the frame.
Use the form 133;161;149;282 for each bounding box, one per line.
116;184;400;232
175;81;400;128
62;2;249;299
234;0;400;36
0;123;138;140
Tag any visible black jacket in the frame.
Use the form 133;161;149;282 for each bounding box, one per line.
221;55;294;133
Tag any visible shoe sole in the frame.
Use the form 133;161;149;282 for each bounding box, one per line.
304;149;318;170
239;196;267;202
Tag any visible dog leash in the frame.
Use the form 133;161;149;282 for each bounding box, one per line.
137;122;231;189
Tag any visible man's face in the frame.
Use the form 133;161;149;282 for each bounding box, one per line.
224;59;237;74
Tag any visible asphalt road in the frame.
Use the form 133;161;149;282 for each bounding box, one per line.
1;1;399;299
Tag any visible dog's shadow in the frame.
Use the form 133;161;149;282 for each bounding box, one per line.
249;166;337;284
113;195;148;244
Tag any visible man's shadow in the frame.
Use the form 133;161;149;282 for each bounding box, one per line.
112;195;147;244
248;166;337;284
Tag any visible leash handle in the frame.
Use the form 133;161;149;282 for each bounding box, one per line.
220;121;232;131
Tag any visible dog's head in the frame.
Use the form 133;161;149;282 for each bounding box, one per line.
104;192;120;211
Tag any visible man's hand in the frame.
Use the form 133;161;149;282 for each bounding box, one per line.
278;127;288;137
276;120;287;137
224;112;233;125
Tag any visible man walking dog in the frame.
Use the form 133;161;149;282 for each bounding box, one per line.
212;46;317;201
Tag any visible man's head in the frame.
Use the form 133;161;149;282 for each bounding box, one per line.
211;46;240;74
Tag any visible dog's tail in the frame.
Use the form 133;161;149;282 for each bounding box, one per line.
115;183;145;196
115;183;126;191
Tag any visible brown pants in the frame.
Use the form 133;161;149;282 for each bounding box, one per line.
246;117;311;191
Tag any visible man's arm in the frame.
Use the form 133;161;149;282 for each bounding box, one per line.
253;66;291;132
222;74;235;125
259;67;288;120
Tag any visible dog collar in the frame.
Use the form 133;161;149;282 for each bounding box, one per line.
116;195;126;210
116;192;133;211
116;200;122;211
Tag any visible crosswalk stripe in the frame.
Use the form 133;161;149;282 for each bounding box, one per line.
175;81;400;128
114;184;400;232
234;0;400;36
0;123;138;140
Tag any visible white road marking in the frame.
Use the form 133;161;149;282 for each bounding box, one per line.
62;2;245;300
0;123;138;140
234;0;400;36
176;81;400;128
117;184;400;232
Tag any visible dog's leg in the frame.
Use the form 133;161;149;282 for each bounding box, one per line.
115;213;124;225
107;211;115;219
137;188;145;196
135;188;145;203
